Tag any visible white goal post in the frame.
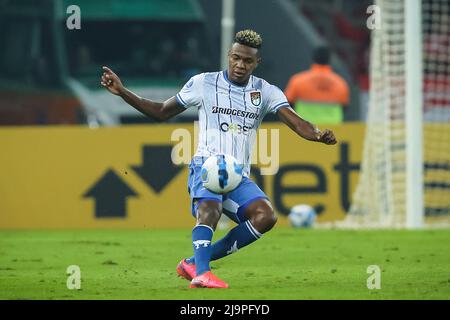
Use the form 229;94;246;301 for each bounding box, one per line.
405;0;424;228
342;0;450;228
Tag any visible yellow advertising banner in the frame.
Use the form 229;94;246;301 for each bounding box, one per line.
0;123;365;229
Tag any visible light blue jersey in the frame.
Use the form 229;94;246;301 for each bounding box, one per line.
176;70;290;176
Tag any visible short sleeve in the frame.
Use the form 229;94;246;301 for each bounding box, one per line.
266;85;290;114
176;74;203;109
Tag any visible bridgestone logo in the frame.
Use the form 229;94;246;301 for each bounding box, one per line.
212;106;259;120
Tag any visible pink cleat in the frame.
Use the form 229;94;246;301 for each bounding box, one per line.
176;259;196;281
189;271;229;288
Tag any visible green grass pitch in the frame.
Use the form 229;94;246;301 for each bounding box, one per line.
0;228;449;299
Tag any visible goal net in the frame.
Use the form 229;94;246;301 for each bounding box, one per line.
343;0;450;228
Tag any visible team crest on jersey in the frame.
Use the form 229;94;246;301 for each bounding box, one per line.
250;91;261;106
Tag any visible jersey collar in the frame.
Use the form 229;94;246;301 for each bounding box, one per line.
222;70;250;88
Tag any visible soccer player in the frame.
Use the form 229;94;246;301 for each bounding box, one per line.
101;30;337;288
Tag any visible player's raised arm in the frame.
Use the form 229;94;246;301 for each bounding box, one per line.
100;66;186;121
277;107;337;145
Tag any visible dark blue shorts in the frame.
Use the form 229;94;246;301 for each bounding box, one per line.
187;157;268;223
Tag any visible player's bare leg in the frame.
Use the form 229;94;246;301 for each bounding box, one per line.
208;198;276;261
195;200;222;230
243;198;277;234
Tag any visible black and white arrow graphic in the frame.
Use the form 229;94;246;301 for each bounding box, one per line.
131;145;183;193
83;169;137;218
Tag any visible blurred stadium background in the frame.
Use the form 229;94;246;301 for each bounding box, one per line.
0;0;449;300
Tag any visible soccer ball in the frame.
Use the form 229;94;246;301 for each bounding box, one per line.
201;154;243;194
288;204;316;228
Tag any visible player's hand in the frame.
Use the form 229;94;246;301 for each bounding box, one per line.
101;66;124;96
317;129;337;145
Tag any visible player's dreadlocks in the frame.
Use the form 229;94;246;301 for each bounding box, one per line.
234;29;262;49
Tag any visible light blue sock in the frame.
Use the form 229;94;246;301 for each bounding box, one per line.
191;224;214;276
186;220;262;264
